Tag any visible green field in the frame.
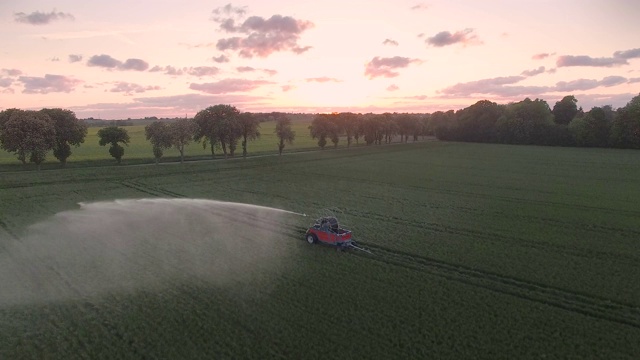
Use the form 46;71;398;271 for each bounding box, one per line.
1;142;639;359
0;119;327;168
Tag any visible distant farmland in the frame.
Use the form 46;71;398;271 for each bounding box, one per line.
0;119;324;167
1;142;639;359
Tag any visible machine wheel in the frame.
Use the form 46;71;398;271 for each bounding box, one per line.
306;234;316;244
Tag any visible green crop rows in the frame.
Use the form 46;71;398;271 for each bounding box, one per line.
1;142;639;359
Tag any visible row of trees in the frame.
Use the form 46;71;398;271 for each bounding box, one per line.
2;94;639;168
432;94;640;149
0;105;297;168
0;108;87;170
308;112;425;149
142;105;296;164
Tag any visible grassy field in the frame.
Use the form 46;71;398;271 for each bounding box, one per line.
1;141;639;359
0;119;335;168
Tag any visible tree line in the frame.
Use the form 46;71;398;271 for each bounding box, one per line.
2;94;639;169
431;94;640;149
0;105;297;168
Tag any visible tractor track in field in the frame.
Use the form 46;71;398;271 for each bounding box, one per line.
343;209;640;266
300;170;640;217
0;144;413;190
120;180;186;198
0;217;18;240
350;242;640;329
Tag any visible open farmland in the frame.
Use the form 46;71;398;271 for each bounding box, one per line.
1;141;639;359
0;119;321;167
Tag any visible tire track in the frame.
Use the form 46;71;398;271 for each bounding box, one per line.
0;218;18;240
353;243;640;329
343;209;640;265
299;170;640;217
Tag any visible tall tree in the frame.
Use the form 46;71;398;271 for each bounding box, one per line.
310;114;338;149
553;95;579;125
610;94;640;149
194;105;239;159
40;108;88;166
275;117;295;155
453;100;503;142
496;98;554;145
97;126;130;164
145;121;172;164
168;118;198;163
569;107;611;147
237;112;261;158
0;109;56;170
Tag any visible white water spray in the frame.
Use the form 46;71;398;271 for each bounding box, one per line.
0;198;303;306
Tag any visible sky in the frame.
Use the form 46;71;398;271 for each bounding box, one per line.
0;0;639;119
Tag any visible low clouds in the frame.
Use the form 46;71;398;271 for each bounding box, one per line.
212;55;230;63
521;66;546;77
383;39;399;46
87;54;149;71
0;78;13;87
212;5;314;58
18;74;81;94
613;48;640;59
14;10;74;25
2;69;22;76
305;77;341;83
426;28;479;47
532;53;552;60
68;54;83;63
364;56;421;79
149;65;220;77
441;74;633;97
555;76;627;92
557;48;640;67
121;59;149;71
190;79;272;94
110;82;161;95
557;55;627;68
410;3;429;10
387;84;399;92
236;67;277;75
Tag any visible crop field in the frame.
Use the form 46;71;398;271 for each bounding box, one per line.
0;119;325;167
1;141;639;359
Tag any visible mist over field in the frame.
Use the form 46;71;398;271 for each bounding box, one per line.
0;198;300;306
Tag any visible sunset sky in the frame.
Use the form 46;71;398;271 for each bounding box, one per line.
1;0;639;119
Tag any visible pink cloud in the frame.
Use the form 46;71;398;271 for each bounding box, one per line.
387;84;399;91
305;77;341;83
18;74;81;94
109;82;161;95
364;56;421;79
190;79;272;94
214;13;314;58
426;28;480;47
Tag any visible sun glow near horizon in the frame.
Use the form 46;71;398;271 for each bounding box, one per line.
0;0;638;119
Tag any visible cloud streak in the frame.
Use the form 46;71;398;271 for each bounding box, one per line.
14;10;74;25
364;56;421;79
557;48;640;67
18;74;81;94
383;39;399;46
426;28;479;47
148;66;220;77
68;54;83;63
305;77;341;83
521;66;546;77
109;82;161;95
190;79;272;94
87;54;149;71
440;75;631;97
